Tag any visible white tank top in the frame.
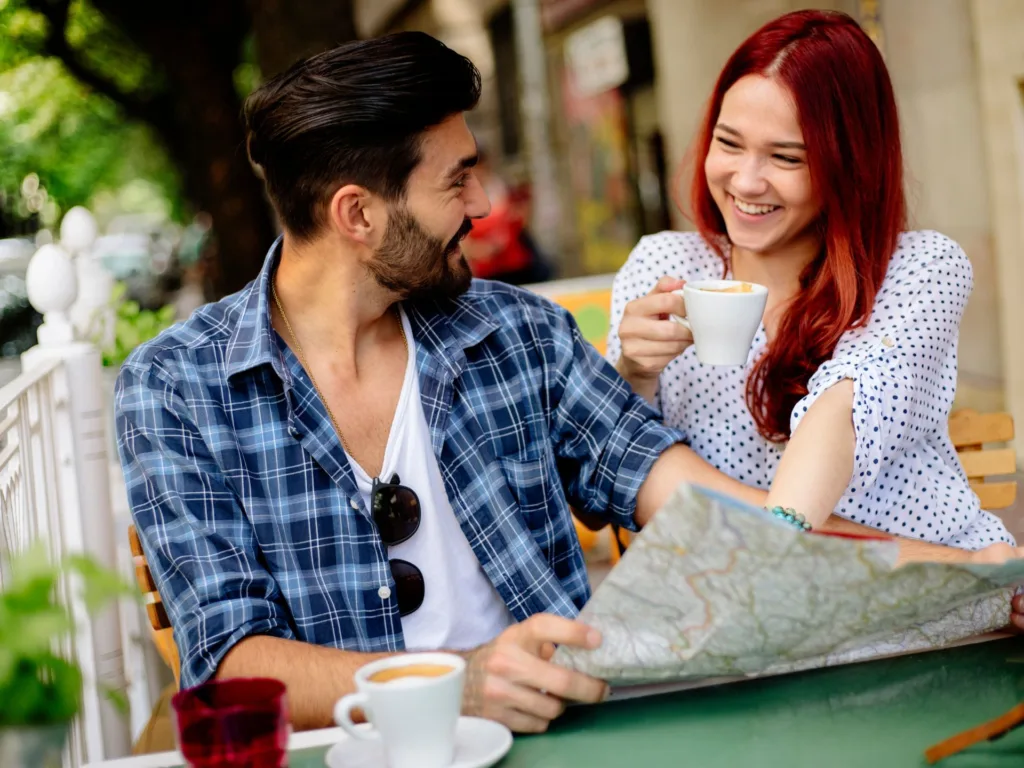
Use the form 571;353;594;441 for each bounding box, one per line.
348;308;513;650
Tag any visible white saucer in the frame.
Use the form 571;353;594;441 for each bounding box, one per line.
324;716;512;768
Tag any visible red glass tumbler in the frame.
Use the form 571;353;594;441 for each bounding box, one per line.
171;677;289;768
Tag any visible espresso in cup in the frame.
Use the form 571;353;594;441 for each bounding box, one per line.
367;663;455;684
698;281;754;294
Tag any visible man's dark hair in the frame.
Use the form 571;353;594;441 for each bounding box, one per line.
243;32;481;239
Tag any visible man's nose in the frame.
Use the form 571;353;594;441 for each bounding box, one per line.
465;173;492;219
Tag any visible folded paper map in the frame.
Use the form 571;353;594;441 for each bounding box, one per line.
554;484;1024;693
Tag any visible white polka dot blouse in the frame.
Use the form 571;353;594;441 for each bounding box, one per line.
607;230;1014;550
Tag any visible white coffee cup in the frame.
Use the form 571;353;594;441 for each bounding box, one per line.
670;280;768;366
334;652;465;768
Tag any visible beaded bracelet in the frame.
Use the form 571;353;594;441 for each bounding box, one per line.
767;506;812;531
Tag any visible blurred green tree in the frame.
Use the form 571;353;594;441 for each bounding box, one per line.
1;0;357;296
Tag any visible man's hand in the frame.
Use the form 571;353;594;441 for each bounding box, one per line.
462;614;608;733
969;543;1024;631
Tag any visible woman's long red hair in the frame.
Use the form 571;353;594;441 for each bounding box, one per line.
687;10;906;442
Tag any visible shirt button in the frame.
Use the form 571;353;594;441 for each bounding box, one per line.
288;426;303;440
378;586;392;600
882;336;894;348
350;498;359;510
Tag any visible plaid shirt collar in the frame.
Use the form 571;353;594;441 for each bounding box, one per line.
224;237;500;386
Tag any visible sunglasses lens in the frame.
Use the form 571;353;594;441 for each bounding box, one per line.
373;485;420;545
390;559;425;616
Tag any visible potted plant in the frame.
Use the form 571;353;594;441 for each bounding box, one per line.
0;542;133;768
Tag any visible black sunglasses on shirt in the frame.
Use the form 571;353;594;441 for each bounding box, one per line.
371;473;424;616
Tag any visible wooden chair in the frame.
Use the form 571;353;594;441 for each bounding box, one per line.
128;524;180;686
949;409;1018;511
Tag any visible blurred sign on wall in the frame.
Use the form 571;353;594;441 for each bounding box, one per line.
561;68;638;275
565;15;629;97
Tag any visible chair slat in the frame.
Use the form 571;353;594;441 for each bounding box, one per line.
133;559;158;595
970;481;1017;510
145;600;171;633
129;524;180;680
153;627;181;686
128;524;144;557
959;448;1016;479
949;410;1015;447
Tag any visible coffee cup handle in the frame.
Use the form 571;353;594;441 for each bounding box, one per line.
669;314;691;330
334;693;379;741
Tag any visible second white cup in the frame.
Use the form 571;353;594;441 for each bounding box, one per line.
670;280;768;366
334;652;466;768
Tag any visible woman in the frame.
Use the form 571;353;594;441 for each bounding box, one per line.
609;10;1016;557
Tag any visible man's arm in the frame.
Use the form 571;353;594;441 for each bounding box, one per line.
635;443;767;524
116;362;298;690
219;617;608;733
218;637;390;730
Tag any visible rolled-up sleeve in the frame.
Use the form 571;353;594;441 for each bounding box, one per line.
789;242;972;497
546;308;683;530
115;361;295;688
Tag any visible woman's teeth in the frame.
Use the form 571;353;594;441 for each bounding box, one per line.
734;198;780;215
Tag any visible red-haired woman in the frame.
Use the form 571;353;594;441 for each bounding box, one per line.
609;10;1021;569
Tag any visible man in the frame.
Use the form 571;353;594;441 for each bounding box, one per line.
116;32;704;733
117;32;1021;735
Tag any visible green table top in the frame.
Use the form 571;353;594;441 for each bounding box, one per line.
282;638;1024;768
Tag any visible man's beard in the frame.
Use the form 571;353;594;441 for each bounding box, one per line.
368;205;474;300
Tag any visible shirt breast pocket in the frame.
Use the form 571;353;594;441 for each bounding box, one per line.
496;449;565;560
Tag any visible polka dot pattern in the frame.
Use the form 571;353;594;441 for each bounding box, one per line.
607;230;1014;550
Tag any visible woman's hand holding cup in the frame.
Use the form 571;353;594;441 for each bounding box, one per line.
616;276;694;397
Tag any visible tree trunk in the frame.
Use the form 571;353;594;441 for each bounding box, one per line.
247;0;358;78
89;0;277;297
44;0;358;297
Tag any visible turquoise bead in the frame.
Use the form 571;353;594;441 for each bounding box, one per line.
766;505;811;532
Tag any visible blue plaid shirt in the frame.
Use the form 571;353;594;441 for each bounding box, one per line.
115;241;682;688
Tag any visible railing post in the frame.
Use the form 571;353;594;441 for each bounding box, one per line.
23;209;131;763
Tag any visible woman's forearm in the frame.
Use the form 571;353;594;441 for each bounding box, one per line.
765;379;856;527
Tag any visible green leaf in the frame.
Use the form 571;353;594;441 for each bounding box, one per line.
0;540;130;726
156;304;176;324
39;654;82;723
103;685;129;715
65;554;137;612
109;282;127;304
0;660;49;724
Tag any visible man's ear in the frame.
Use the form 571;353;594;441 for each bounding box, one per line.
326;184;387;247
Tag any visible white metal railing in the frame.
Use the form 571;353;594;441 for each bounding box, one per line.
0;207;134;766
0;346;132;767
0;357;66;568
